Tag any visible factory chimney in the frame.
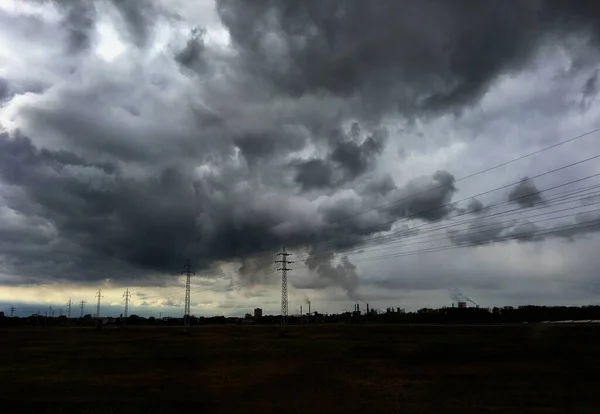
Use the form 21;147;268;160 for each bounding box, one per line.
301;305;303;315
367;303;369;314
308;301;311;315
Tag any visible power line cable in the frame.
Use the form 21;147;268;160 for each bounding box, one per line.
295;171;600;262
348;218;600;264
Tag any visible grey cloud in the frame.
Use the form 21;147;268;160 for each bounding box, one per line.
581;69;598;111
294;123;387;190
216;0;600;120
3;0;600;308
109;0;159;48
303;250;360;300
467;199;485;215
386;170;457;222
59;1;97;53
504;222;542;243
175;28;208;72
553;210;600;241
455;198;485;215
0;78;8;101
294;159;333;190
508;177;545;208
448;218;507;246
329;124;386;180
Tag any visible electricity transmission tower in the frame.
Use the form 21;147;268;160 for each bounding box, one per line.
80;300;86;318
181;258;195;332
95;289;103;319
123;289;131;319
66;298;72;318
275;246;293;335
10;307;15;317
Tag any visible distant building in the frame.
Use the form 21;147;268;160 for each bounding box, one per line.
458;302;467;309
254;308;263;319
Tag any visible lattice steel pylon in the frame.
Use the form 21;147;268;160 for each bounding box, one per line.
123;289;131;319
181;258;195;332
275;246;293;334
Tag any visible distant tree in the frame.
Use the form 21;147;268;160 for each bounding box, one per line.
244;313;252;319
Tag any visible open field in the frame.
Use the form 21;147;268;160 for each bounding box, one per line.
1;324;599;413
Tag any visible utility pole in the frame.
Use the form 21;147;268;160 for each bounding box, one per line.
95;289;103;320
80;300;86;318
66;298;72;318
181;258;195;332
275;246;293;335
10;307;15;317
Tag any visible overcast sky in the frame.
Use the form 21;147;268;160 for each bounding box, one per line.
2;0;600;318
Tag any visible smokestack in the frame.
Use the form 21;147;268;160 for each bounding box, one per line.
357;304;360;312
308;301;311;314
367;303;369;313
301;305;303;315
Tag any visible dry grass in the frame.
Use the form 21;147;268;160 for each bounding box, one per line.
0;324;599;413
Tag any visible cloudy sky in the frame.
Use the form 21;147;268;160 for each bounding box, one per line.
1;0;600;318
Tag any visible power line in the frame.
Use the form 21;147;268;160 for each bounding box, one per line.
349;218;600;265
299;178;600;262
275;246;293;335
341;205;600;259
315;153;600;250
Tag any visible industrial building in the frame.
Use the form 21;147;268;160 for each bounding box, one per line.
254;308;263;320
458;302;467;309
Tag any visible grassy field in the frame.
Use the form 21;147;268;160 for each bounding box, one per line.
0;324;599;413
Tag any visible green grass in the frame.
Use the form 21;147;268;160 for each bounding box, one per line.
1;324;598;413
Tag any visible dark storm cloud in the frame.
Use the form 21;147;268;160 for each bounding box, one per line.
329;124;386;180
303;250;360;300
4;0;600;298
175;28;208;72
386;170;457;222
216;0;600;119
294;159;333;190
448;218;507;246
294;123;387;190
108;0;159;48
467;199;485;215
0;78;8;102
46;0;162;53
0;130;460;292
581;69;599;112
508;177;545;208
60;1;97;53
504;222;542;243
